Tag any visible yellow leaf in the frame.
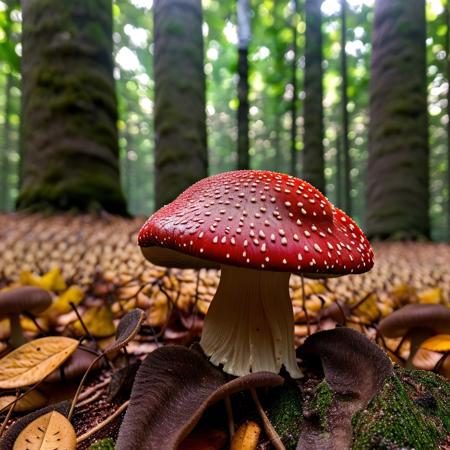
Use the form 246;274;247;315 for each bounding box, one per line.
40;268;67;292
72;305;115;337
0;336;79;388
19;268;66;292
19;270;44;288
21;316;49;333
230;421;261;450
351;294;379;322
421;334;450;352
13;410;76;450
0;390;47;412
146;293;169;327
417;288;442;305
43;285;84;317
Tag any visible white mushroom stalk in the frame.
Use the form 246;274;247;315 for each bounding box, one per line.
200;265;302;378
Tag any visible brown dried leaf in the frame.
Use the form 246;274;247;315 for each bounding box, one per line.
13;410;76;450
0;390;47;413
0;337;79;388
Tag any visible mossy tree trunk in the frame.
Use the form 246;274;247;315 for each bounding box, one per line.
340;0;351;214
302;0;324;192
366;0;429;238
153;0;208;209
18;0;127;215
290;0;298;177
237;0;251;170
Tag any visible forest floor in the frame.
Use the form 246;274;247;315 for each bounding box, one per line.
0;213;450;449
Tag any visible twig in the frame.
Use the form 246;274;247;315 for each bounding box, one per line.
0;390;18;438
76;389;103;408
76;400;129;444
250;388;285;450
78;377;111;402
68;353;105;421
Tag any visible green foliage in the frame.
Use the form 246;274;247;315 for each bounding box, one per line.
0;0;448;241
88;438;115;450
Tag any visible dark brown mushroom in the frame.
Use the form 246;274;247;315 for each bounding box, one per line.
0;286;52;347
379;304;450;368
116;344;283;450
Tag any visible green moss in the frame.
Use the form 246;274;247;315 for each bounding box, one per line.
352;368;450;449
267;381;303;450
88;438;115;450
309;380;333;431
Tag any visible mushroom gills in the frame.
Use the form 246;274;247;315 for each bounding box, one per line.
200;266;302;378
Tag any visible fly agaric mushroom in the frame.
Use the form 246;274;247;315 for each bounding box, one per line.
138;171;373;377
0;286;52;347
379;304;450;368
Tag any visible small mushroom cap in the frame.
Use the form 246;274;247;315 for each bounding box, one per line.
379;304;450;338
138;171;373;276
0;286;52;316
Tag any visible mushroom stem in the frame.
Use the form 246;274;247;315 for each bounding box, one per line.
406;328;434;369
9;314;26;348
200;266;302;378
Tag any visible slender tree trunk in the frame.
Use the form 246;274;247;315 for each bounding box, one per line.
0;73;12;211
446;0;450;242
273;115;281;172
302;0;324;192
153;0;208;209
237;0;251;170
340;0;351;214
366;0;429;239
18;0;127;214
290;0;299;177
336;135;343;208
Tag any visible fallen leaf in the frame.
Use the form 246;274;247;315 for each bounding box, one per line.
116;345;283;450
0;390;47;413
351;294;379;322
230;421;261;450
417;288;442;305
43;285;84;317
20;268;66;292
0;337;79;388
72;305;115;337
39;268;67;292
421;334;450;352
0;401;70;450
13;410;76;450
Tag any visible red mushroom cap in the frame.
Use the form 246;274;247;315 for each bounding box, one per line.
138;170;373;276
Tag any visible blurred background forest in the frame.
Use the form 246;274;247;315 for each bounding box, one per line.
0;0;448;239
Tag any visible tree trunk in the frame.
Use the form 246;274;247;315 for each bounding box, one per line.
0;73;12;212
336;134;343;208
302;0;324;192
290;0;299;177
237;0;251;170
18;0;127;214
340;0;351;214
446;0;450;242
153;0;208;209
366;0;429;239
